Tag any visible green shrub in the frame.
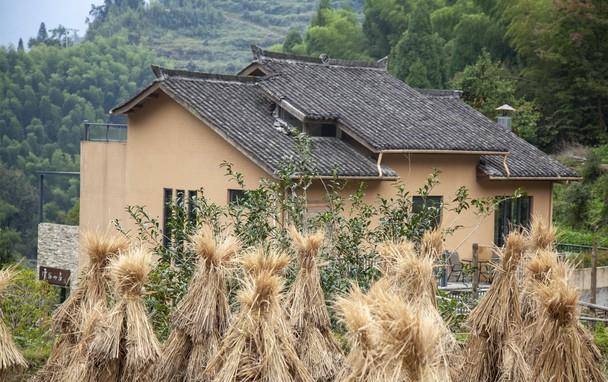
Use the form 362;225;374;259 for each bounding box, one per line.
0;265;59;374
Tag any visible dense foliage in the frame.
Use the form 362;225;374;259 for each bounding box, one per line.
0;35;155;258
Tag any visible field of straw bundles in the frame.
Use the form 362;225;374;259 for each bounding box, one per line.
1;220;607;381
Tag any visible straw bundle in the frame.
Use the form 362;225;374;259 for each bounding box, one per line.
35;232;128;382
462;232;530;382
87;246;160;382
0;266;27;378
205;247;313;382
154;226;240;382
369;286;442;382
287;227;343;381
335;283;445;382
59;304;105;382
531;279;606;382
375;233;455;380
334;284;378;382
528;219;556;253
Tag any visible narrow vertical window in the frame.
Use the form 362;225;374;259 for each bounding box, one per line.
494;196;532;246
163;188;173;248
188;190;197;225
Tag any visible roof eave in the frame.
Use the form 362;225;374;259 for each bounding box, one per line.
382;149;509;155
486;175;582;181
292;175;399;181
110;81;162;115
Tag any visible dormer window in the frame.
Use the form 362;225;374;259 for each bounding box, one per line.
305;122;339;137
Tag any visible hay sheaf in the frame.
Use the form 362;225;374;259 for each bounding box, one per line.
155;226;240;382
530;279;606;382
335;283;445;382
0;266;27;377
52;232;128;337
35;232;128;382
375;235;455;380
206;247;312;382
88;246;160;382
462;232;530;382
287;227;343;381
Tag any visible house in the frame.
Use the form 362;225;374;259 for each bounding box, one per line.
78;46;578;266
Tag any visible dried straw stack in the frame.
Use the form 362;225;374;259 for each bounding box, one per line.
87;246;160;382
521;219;557;324
0;266;27;378
374;230;455;380
205;246;313;382
286;227;343;381
335;283;444;382
334;284;378;382
530;278;606;381
461;232;531;382
154;226;240;382
35;232;128;382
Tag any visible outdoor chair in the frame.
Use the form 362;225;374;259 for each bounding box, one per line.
446;251;464;282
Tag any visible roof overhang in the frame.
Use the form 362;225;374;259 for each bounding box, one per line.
380;149;509;155
486;176;582;182
293;175;399;181
110;81;162;115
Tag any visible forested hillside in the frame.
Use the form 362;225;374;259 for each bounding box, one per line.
0;0;606;262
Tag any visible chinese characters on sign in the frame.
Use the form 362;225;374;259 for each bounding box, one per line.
39;266;71;287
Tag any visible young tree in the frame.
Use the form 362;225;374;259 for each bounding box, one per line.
363;0;410;58
389;0;446;88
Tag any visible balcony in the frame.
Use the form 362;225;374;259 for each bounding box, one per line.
82;121;127;142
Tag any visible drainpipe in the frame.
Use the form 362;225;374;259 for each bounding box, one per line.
376;152;384;177
502;153;511;178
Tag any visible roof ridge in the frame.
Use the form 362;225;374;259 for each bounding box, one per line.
416;88;463;99
150;65;260;83
250;45;386;70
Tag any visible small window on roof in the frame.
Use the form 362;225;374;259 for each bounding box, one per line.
306;122;338;137
248;68;267;77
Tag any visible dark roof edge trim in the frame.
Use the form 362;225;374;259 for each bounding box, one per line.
381;149;509;155
251;45;387;70
110;81;162;115
151;65;261;83
292;175;399;181
487;176;582;181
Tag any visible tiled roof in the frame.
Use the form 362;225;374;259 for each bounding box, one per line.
111;48;578;181
113;71;396;179
425;94;579;179
252;48;509;153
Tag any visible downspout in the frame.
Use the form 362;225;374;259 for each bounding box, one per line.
377;152;384;177
502;153;511;178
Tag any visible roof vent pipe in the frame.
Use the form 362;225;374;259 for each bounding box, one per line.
495;104;516;130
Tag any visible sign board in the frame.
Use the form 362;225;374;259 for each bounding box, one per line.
39;266;71;287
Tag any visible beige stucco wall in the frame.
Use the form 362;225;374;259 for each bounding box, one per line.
80;92;554;265
307;154;553;259
80;93;269;265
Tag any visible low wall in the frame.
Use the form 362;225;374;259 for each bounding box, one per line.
37;223;80;287
572;266;608;305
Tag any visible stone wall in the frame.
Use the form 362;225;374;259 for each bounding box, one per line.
37;223;80;287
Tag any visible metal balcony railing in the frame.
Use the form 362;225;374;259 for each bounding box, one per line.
82;121;127;142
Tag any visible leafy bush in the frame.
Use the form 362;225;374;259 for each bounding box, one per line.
0;265;59;372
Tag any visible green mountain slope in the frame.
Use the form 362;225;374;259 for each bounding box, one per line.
87;0;323;73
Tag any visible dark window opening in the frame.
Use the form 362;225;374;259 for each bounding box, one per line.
176;189;185;205
162;188;173;247
494;196;532;247
279;107;302;130
412;196;443;229
248;68;266;77
188;190;197;225
306;122;337;137
228;189;247;205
